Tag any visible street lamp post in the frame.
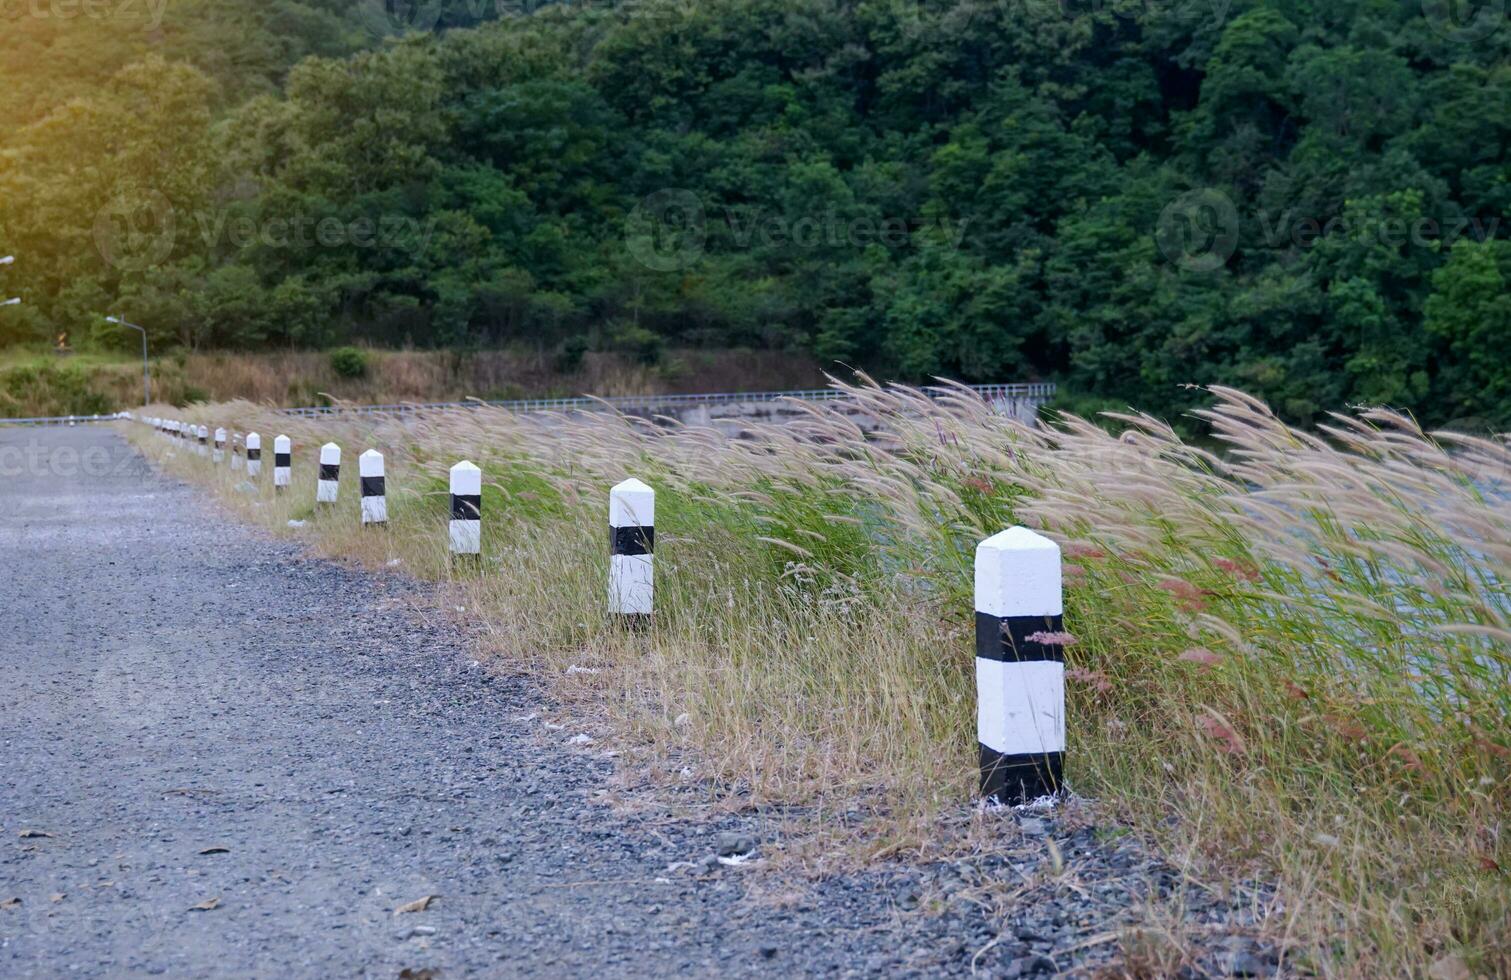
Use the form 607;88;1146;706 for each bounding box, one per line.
104;315;151;407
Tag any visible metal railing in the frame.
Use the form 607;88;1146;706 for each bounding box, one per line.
278;382;1058;419
0;413;129;427
1;383;1057;427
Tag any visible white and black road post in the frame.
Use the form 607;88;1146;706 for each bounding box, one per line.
213;427;226;464
317;443;340;505
449;461;481;560
245;431;262;477
231;432;243;471
197;425;209;457
273;435;291;492
608;478;654;624
975;526;1065;805
360;450;387;525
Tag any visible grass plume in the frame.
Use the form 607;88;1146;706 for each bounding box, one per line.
136;380;1510;977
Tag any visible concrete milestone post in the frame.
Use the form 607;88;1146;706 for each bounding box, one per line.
197;425;208;457
213;428;226;464
273;435;292;492
359;450;387;525
974;526;1066;805
317;443;340;504
608;478;655;623
231;433;243;471
245;431;262;477
449;461;481;559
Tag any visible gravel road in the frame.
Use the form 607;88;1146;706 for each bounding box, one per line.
1;426;1282;978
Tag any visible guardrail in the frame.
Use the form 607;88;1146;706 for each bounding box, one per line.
1;383;1057;427
0;413;130;427
278;382;1058;419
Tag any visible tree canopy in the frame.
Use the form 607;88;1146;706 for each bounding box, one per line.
1;0;1507;425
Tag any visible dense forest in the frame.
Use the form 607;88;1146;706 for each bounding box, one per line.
0;0;1507;424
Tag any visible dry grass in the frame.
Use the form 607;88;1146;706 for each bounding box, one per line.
134;381;1510;977
0;346;825;418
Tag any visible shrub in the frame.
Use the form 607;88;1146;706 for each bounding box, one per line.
328;346;368;379
554;335;589;374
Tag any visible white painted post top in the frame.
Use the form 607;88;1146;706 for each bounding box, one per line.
359;449;383;476
610;478;655;527
974;526;1062;618
214;428;226;441
450;460;481;495
199;425;208;438
274;435;291;453
320;442;340;465
246;432;261;448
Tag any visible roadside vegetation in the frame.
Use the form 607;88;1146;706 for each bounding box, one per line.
0;346;823;419
132;382;1511;977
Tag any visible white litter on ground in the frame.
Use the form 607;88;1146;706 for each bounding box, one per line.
716;853;756;867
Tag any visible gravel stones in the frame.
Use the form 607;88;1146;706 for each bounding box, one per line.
0;427;1291;978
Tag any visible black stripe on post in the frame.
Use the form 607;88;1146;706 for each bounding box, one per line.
361;476;385;497
247;448;261;461
450;494;481;520
979;745;1063;803
610;525;654;556
275;452;291;467
319;464;339;481
974;612;1065;663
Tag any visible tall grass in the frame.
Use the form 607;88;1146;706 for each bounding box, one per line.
139;382;1510;976
0;345;824;417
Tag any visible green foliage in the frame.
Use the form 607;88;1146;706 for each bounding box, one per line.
0;362;115;417
554;335;589;374
328;346;369;379
1425;239;1511;427
1;0;1507;426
